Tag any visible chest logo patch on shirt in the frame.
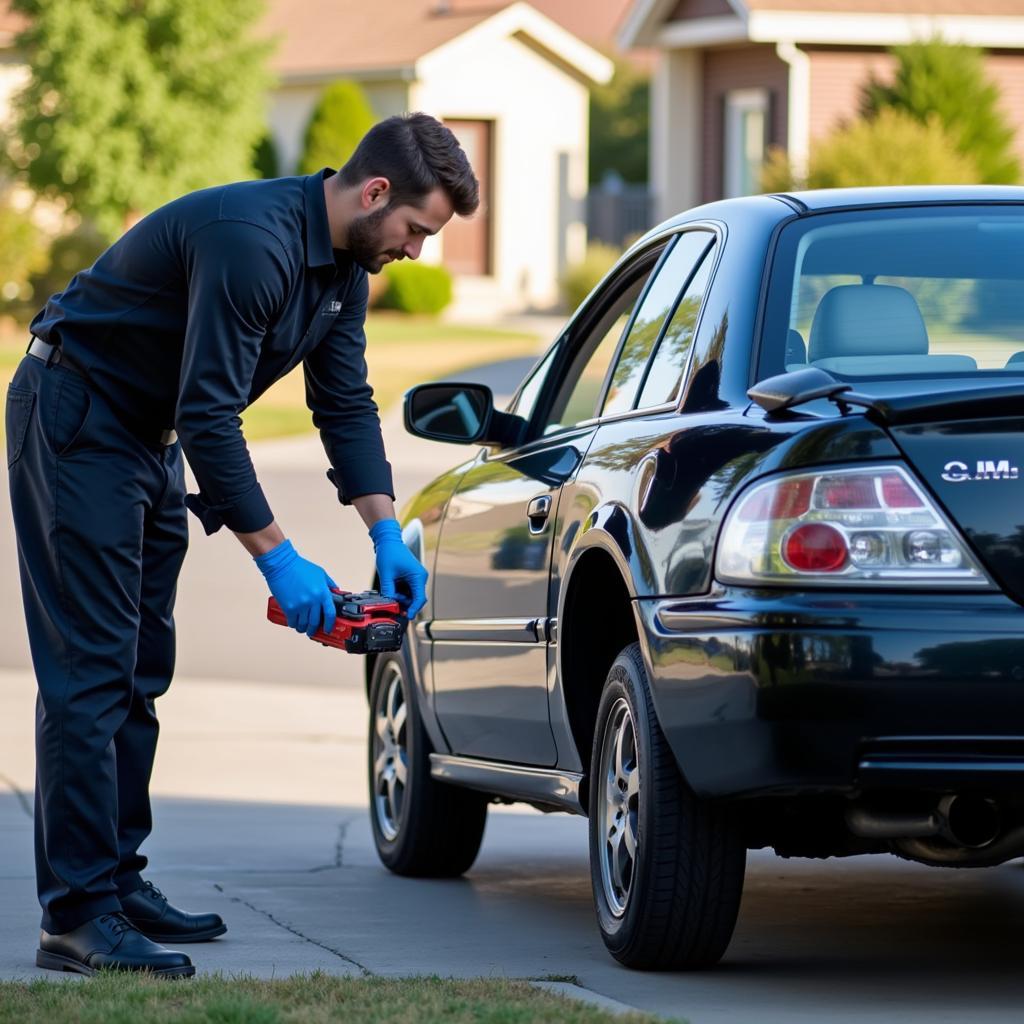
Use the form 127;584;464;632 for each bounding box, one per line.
322;300;343;317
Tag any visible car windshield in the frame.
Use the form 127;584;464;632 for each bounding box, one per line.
759;205;1024;381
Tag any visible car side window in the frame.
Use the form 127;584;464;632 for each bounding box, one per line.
541;257;658;435
636;238;718;409
508;344;558;422
601;232;715;417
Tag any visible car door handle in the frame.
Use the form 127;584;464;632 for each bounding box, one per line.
526;494;552;533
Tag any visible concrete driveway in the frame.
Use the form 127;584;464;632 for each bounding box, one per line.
3;351;1024;1020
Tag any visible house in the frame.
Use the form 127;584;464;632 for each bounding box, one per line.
0;1;613;315
619;0;1024;221
262;0;614;314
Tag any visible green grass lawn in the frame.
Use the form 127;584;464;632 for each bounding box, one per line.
0;314;545;443
0;973;677;1024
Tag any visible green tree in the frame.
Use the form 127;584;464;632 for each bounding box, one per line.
7;0;274;240
862;37;1020;184
0;191;49;305
589;58;649;185
299;80;375;176
761;108;979;191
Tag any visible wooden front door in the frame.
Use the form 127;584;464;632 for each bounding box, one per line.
442;119;492;276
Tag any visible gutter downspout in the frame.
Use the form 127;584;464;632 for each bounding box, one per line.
775;41;811;183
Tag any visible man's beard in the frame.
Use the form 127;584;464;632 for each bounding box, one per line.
348;204;400;273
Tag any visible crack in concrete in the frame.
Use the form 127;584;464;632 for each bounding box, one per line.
213;882;372;976
0;773;33;820
308;816;355;873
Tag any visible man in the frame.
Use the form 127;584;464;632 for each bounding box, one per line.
6;112;479;978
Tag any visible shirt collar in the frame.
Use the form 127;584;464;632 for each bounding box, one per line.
303;168;340;269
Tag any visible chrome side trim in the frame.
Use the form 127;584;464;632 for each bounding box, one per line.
429;618;540;642
654;602;747;634
429;754;585;815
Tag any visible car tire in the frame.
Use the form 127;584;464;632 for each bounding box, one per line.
588;642;746;969
368;652;488;877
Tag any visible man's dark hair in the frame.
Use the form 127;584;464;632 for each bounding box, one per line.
338;112;480;216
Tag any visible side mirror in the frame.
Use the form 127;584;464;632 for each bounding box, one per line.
403;382;494;444
404;382;527;448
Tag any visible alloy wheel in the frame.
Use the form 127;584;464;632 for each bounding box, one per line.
372;661;409;841
598;697;640;917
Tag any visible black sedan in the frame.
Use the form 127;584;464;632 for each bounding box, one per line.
364;186;1024;970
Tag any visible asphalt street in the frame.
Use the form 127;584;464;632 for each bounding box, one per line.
2;345;1024;1020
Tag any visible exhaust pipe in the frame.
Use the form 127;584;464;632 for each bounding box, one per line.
845;805;940;840
846;794;1000;846
938;794;1000;849
847;794;1021;867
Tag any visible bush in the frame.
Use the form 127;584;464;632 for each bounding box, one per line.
760;108;979;191
0;192;49;306
560;243;621;311
299;81;375;175
376;261;453;315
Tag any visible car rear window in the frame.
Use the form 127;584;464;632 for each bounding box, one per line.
758;205;1024;381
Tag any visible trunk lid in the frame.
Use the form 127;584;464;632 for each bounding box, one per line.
855;380;1024;601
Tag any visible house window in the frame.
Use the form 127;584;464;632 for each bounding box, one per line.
723;89;769;198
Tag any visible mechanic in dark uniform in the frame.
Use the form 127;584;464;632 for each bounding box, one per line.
6;112;479;978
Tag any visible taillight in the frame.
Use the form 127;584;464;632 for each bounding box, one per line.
716;465;989;587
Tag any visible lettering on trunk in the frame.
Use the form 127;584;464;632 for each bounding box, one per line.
942;459;1020;482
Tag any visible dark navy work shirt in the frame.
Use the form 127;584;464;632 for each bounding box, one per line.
30;169;394;534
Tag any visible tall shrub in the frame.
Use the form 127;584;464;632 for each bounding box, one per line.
862;38;1020;184
299;80;375;175
589;58;649;185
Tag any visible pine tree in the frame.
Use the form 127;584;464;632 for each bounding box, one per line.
862;38;1020;184
7;0;274;239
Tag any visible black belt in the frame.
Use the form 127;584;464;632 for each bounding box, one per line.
26;337;178;447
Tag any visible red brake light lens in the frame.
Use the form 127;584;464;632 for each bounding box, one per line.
783;523;848;572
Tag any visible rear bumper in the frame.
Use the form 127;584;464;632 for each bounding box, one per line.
636;589;1024;799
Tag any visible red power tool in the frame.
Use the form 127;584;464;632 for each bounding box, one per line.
267;588;407;654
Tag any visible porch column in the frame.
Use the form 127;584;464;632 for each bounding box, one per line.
651;47;701;221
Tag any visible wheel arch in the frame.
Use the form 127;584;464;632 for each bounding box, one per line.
556;528;650;782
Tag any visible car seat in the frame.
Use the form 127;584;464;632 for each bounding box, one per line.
808;284;976;374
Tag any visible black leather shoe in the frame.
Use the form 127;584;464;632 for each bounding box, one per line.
37;912;194;977
121;880;227;943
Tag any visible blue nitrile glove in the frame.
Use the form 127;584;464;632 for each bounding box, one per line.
370;519;428;619
255;539;337;638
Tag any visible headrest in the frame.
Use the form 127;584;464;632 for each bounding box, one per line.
809;285;928;362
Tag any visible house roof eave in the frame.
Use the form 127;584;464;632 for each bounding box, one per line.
619;0;748;49
747;10;1024;48
419;1;614;85
275;65;417;88
657;14;748;49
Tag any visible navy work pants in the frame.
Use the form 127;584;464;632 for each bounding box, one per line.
6;355;187;933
